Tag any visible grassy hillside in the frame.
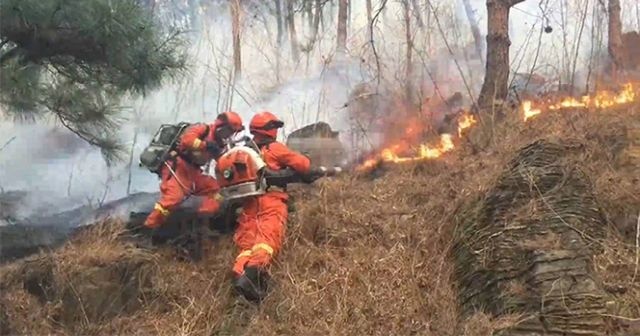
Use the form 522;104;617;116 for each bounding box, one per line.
1;103;639;335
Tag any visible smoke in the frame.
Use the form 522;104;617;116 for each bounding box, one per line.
1;0;638;221
0;2;368;220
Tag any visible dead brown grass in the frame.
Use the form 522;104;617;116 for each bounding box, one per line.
461;101;640;334
595;226;640;331
0;101;639;335
459;312;530;336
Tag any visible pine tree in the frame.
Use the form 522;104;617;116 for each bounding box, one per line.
0;0;187;163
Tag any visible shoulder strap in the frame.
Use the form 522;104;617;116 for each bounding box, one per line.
257;140;276;159
255;138;275;149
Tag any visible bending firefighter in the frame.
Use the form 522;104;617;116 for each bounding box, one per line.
144;112;244;229
230;111;311;301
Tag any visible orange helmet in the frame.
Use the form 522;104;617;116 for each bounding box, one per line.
249;111;284;138
213;111;244;142
214;111;244;131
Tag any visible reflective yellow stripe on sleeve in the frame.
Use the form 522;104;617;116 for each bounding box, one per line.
154;203;170;216
236;250;252;260
251;243;274;256
192;138;203;150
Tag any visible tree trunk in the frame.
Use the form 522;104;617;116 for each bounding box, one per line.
337;0;348;55
608;0;624;80
309;0;322;46
478;0;524;109
366;0;372;27
305;0;313;31
569;0;589;93
425;0;432;52
402;0;413;102
230;0;241;78
347;0;352;34
410;0;424;28
462;0;485;64
365;0;373;39
275;0;284;47
286;0;300;63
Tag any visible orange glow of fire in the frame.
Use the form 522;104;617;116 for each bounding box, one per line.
358;83;637;171
457;114;477;136
523;83;636;121
548;83;635;110
356;132;458;171
522;100;542;121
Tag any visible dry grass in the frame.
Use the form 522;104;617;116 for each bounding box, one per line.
595;227;640;323
0;101;639;335
459;312;530;336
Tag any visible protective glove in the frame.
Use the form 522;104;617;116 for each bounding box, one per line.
205;141;222;156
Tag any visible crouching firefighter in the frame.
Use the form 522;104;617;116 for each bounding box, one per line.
214;111;339;302
141;112;244;230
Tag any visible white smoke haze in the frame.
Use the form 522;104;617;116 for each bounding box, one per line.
1;0;638;219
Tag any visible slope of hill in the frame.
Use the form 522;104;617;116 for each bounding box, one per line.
0;102;638;335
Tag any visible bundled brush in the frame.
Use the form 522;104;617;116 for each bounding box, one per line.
453;139;609;335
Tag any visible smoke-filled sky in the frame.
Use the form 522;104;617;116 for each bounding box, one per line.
1;0;638;218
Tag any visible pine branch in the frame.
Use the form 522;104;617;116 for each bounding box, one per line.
0;0;186;162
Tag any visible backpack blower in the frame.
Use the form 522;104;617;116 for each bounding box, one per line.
213;136;343;202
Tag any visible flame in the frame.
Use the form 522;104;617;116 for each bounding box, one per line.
420;134;454;158
522;100;542;121
523;83;636;122
548;83;636;110
457;114;477;136
357;82;637;171
356;132;457;171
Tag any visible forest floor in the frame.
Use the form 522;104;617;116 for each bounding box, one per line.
1;102;639;336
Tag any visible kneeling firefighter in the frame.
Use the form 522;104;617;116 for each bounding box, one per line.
214;111;339;302
143;112;244;229
234;111;311;301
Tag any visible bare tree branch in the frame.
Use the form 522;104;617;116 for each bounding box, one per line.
0;136;16;153
569;0;589;93
369;0;388;85
427;1;478;112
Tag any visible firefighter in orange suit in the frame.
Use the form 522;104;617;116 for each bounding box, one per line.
144;112;244;229
232;111;311;301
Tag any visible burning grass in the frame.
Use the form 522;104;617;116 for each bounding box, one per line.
0;101;639;335
359;82;638;172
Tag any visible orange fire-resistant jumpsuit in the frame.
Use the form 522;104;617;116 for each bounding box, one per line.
144;123;222;229
231;139;311;276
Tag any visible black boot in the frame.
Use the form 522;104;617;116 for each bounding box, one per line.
232;266;270;303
